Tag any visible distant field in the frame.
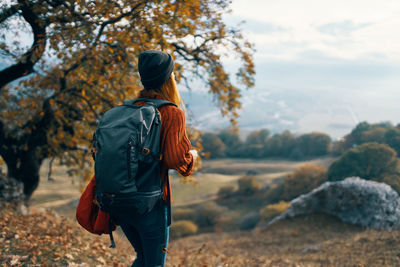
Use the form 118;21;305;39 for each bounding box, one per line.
30;160;82;219
171;156;336;206
29;156;337;216
201;156;336;175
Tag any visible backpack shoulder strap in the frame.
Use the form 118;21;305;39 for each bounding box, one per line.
124;98;177;109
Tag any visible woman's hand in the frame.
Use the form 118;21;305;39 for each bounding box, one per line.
189;149;198;161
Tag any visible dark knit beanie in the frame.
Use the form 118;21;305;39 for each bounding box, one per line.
138;50;174;89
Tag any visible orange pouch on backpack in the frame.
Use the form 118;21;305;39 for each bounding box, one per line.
76;176;116;235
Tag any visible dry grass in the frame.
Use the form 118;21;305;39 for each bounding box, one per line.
201;156;336;176
2;205;399;266
11;156;398;266
167;213;400;267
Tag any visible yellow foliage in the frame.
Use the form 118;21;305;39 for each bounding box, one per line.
170;220;198;239
0;0;254;197
260;201;290;221
281;164;327;201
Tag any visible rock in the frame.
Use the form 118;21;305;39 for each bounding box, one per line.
269;177;400;230
17;203;30;216
239;212;261;231
302;243;322;254
0;174;25;207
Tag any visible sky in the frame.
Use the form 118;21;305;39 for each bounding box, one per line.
2;0;399;140
182;0;400;139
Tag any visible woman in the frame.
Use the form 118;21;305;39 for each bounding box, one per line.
111;50;197;267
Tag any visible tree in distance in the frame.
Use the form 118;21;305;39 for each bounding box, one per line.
201;133;226;158
328;142;399;183
0;0;255;199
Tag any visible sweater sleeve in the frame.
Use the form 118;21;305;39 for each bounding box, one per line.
161;106;194;176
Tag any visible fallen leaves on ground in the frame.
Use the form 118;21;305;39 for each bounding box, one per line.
0;204;133;266
2;204;400;266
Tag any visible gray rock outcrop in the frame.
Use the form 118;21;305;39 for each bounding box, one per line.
0;174;24;203
269;177;400;230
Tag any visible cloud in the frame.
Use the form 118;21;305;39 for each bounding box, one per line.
225;16;289;34
226;0;400;61
317;20;371;36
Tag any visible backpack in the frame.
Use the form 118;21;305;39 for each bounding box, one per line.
93;98;176;214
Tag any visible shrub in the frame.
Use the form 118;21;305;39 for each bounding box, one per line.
173;208;195;221
239;212;261;231
214;211;239;232
264;182;285;204
195;202;227;227
328;142;399;182
170;220;198;239
281;164;327;201
217;185;236;199
381;173;400;194
260;201;290;221
237;176;261;196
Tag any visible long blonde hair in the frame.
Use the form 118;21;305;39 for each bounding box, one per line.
158;73;184;108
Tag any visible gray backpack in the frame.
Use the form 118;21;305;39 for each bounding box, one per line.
93;98;176;214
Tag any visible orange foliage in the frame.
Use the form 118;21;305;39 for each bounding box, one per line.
0;0;254;192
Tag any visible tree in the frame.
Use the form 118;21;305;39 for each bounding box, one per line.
217;128;242;157
245;129;269;145
0;0;255;199
385;127;400;156
295;132;332;157
340;121;399;154
263;130;296;158
201;132;225;158
328;142;399;182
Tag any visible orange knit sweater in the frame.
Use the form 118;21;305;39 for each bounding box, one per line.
136;90;194;204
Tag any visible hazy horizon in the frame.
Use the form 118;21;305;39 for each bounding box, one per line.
183;0;400;140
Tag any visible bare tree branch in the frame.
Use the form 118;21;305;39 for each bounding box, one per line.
0;1;47;91
93;2;144;44
0;3;20;24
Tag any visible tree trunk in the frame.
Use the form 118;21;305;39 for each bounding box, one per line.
4;149;43;201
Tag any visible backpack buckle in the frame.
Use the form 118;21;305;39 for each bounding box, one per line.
142;148;150;155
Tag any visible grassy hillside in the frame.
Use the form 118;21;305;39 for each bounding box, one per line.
3;156;400;266
2;204;399;266
29;157;336;213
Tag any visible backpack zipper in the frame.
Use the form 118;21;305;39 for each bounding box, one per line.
127;141;133;181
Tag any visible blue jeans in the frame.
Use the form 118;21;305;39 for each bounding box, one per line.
110;200;169;267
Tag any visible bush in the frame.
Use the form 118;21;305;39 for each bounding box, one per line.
239;212;261;231
195;202;227;227
217;185;236;199
260;201;290;221
381;173;400;194
173;208;195;221
170;220;198;239
281;164;327;201
328;142;399;182
214;211;239;232
264;182;285;204
237;176;261;196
